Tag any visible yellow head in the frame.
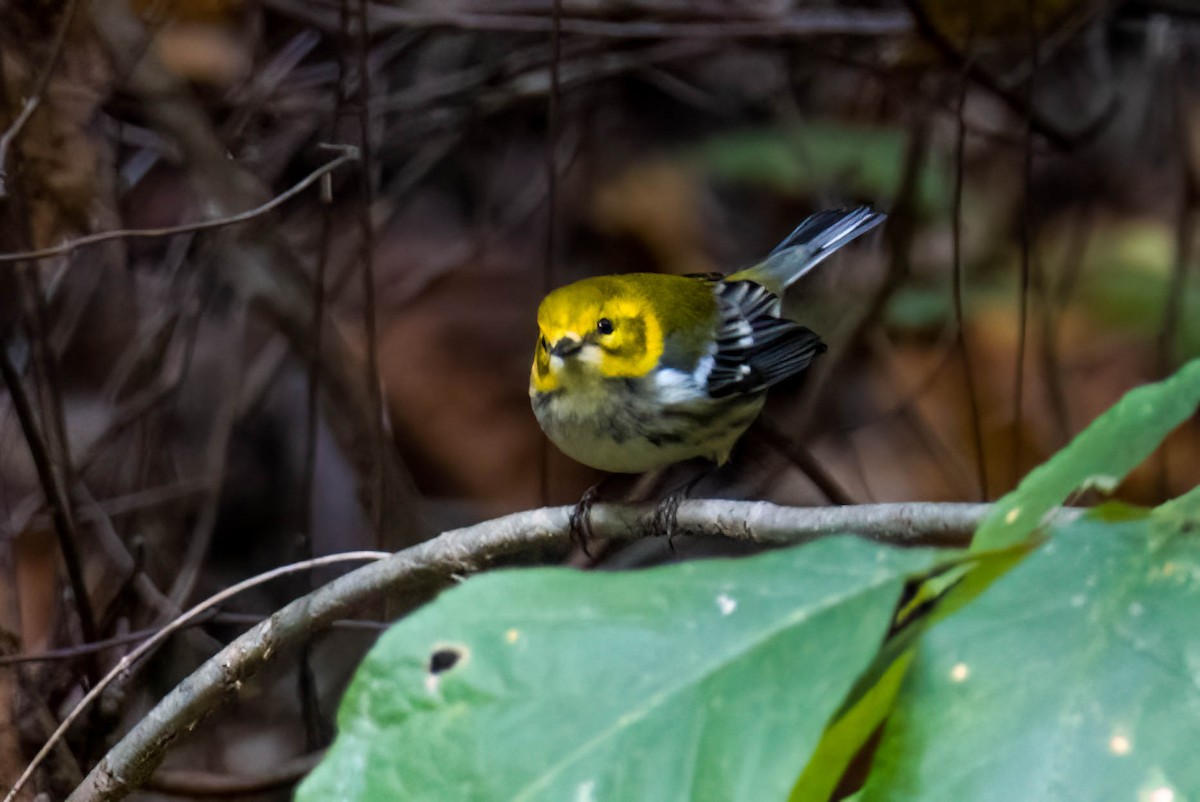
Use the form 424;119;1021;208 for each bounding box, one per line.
530;275;665;394
530;273;718;395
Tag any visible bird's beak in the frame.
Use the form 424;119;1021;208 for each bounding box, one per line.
549;336;583;358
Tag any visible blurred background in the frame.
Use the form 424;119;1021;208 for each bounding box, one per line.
1;0;1199;797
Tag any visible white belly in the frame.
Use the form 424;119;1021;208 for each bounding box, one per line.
531;376;764;473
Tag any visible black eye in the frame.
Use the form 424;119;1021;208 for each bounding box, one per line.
596;318;614;335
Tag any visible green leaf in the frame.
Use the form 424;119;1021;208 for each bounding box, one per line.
788;651;914;802
863;498;1200;801
973;359;1200;552
1154;484;1200;524
297;539;946;802
689;123;949;214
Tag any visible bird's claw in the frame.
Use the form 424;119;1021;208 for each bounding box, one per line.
651;492;682;553
569;483;602;557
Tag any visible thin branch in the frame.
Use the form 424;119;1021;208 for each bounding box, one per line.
18;258;95;666
353;0;386;536
4;551;391;802
857;330;980;500
165;301;247;610
0;97;40;197
900;0;1117;150
0;340;98;645
271;2;913;39
0;611;219;667
0;612;383;668
74;480;188;625
1012;0;1039;486
794;114;929;441
73;480;208;521
1159;57;1198;380
1156;59;1197;499
751;424;854;506
951;60;990;501
540;0;563;506
64;499;1070;801
1032;217;1077;450
0;0;81;196
0;148;359;265
90;0;422;545
294;28;341;758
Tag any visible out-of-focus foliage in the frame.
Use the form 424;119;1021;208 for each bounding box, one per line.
689;124;951;215
1072;222;1200;358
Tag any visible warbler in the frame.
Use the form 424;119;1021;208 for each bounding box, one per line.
530;207;885;474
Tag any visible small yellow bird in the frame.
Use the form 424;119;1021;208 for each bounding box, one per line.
530;207;885;475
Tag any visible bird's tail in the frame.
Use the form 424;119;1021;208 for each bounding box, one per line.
731;206;886;294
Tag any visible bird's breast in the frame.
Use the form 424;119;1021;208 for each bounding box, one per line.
530;371;765;473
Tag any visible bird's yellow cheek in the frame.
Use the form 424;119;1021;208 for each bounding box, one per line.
530;346;560;393
597;313;663;378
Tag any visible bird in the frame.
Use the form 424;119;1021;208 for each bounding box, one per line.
529;206;886;485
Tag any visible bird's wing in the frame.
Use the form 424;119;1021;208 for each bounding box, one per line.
705;280;826;398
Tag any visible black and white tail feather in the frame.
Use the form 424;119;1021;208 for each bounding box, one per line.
705;206;885;399
756;205;886;292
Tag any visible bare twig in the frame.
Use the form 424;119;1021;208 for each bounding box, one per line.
1011;0;1039;487
293;28;342;757
352;0;386;536
90;0;421;545
377;7;913;39
75;481;208;521
900;0;1117;150
5;551;391;802
268;1;912;39
1032;215;1081;450
540;0;563;506
951;61;990;501
64;499;1066;801
0;0;81;196
794;115;929;440
0;612;383;667
0;611;219;667
1159;57;1198;380
165;302;247;610
859;330;980;500
0;97;40;197
0;342;98;645
74;481;187;625
750;425;854;506
0;148;359;265
1156;63;1198;499
18;260;88;636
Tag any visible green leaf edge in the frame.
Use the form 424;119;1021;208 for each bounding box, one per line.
972;358;1200;552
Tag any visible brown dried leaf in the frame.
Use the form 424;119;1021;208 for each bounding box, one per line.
153;23;253;87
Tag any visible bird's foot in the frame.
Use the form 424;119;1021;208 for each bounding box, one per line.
650;491;683;553
649;467;713;552
569;482;603;557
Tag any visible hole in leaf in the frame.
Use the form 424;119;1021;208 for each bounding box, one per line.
429;648;462;674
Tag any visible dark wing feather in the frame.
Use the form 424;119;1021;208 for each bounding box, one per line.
706;280;825;398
